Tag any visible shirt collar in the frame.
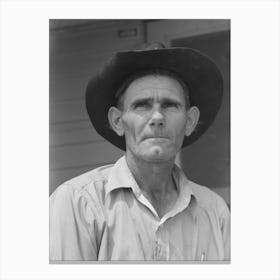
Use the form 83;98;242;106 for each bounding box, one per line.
172;163;195;201
105;156;141;198
105;155;197;205
170;163;197;219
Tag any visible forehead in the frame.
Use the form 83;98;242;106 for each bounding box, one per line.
122;74;186;103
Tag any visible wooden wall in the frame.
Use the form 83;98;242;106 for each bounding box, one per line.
49;20;145;194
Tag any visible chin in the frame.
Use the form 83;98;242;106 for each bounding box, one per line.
141;147;174;162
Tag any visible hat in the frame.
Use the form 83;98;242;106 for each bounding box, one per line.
85;43;223;150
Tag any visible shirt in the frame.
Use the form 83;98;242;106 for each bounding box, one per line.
50;156;230;262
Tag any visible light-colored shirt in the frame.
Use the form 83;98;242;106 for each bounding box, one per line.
50;156;230;261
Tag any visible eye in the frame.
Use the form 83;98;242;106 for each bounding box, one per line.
133;100;151;109
162;101;179;109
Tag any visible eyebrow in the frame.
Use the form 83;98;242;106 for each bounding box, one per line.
130;98;152;107
130;97;183;106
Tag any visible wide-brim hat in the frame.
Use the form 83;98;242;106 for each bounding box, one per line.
85;43;223;151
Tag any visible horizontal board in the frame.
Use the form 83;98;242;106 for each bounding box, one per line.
50;20;144;56
50;74;90;101
50;124;103;147
50;119;92;133
50;97;88;124
50;37;146;81
50;51;109;81
50;20;115;32
147;20;230;43
50;140;124;170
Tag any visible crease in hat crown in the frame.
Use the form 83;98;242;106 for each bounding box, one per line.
85;42;224;151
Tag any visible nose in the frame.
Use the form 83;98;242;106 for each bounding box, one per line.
149;109;165;128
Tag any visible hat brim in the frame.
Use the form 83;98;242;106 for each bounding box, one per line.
86;47;223;151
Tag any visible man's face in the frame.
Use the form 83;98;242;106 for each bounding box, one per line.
119;74;190;163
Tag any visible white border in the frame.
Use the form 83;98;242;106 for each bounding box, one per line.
1;0;280;279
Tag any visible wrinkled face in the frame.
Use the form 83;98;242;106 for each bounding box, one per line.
119;74;190;163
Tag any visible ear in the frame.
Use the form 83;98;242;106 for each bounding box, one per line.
108;106;124;136
185;106;200;136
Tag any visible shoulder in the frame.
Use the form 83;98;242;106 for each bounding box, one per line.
188;180;229;216
50;163;114;211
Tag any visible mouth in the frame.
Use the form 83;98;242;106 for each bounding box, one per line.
144;136;169;141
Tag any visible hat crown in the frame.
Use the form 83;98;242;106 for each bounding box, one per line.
140;42;166;51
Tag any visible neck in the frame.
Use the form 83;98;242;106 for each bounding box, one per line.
125;151;177;201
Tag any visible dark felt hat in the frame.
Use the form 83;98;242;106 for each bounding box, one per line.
85;43;223;150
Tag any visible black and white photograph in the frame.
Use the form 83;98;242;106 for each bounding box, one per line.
1;0;280;279
49;19;230;262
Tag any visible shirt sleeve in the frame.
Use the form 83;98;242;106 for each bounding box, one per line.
219;203;231;261
49;184;98;261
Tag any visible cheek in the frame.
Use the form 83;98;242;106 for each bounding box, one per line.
173;120;187;143
122;114;145;141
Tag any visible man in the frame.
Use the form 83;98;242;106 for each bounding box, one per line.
50;42;230;261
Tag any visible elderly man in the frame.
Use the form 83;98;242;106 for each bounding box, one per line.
50;43;230;261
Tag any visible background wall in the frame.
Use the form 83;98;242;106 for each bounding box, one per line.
49;20;145;194
49;19;230;207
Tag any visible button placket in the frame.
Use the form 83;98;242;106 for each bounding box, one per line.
154;223;168;260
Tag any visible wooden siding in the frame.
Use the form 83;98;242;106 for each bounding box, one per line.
49;20;145;194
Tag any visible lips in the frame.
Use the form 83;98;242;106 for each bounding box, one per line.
144;135;169;140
